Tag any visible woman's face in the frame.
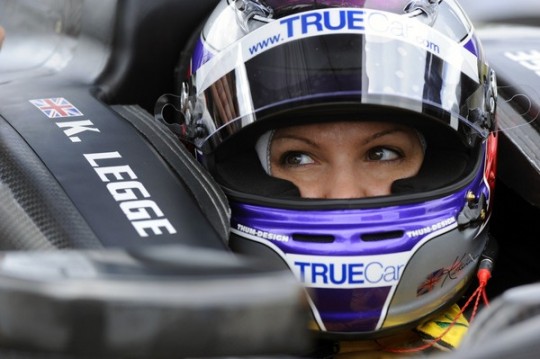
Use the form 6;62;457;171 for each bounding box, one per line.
269;121;425;199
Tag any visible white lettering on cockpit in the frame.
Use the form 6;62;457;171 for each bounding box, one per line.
505;50;540;77
84;151;177;237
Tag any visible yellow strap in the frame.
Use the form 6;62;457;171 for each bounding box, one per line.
415;304;469;349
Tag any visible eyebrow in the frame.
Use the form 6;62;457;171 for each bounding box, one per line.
367;128;409;144
273;127;409;147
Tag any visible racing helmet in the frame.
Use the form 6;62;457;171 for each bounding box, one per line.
162;0;498;339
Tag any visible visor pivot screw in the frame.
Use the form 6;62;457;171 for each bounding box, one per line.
466;191;476;203
458;192;487;229
404;0;441;25
235;0;246;11
232;0;274;32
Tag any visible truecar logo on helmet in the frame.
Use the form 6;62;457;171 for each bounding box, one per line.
280;8;365;37
287;252;409;289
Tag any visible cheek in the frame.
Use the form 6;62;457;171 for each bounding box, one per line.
271;164;336;198
271;164;312;183
407;151;425;175
394;161;423;179
362;155;423;183
388;145;425;178
272;168;321;186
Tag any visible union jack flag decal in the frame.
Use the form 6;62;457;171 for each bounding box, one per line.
417;268;445;296
29;98;83;118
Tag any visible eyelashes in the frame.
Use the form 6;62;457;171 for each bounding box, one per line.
366;146;403;161
278;146;405;168
279;151;315;166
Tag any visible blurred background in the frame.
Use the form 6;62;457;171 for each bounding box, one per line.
460;0;540;25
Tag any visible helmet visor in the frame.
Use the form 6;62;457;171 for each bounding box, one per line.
192;8;492;153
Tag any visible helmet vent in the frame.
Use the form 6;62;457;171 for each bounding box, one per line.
292;234;335;243
361;231;404;242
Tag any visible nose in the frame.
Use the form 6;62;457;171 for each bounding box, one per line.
321;170;367;199
320;169;390;199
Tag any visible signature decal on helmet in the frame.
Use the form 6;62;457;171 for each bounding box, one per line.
195;8;478;93
417;252;480;296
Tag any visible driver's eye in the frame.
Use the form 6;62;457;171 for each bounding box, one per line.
367;147;402;161
281;152;315;166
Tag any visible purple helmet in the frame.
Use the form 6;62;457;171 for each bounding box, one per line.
169;0;498;338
